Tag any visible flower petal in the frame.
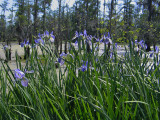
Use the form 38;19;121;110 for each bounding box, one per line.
14;69;25;79
21;78;29;87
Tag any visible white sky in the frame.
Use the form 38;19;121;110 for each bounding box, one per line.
51;0;76;10
0;0;76;12
51;0;105;11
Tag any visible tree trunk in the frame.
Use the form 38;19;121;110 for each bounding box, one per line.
43;1;46;32
97;0;99;37
109;0;114;36
27;0;31;42
86;0;88;30
60;6;64;54
57;0;61;54
65;6;69;54
146;0;152;51
103;0;106;28
34;0;38;36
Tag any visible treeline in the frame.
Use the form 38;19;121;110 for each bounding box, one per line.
0;0;160;52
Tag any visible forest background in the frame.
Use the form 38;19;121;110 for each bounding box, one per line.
0;0;160;52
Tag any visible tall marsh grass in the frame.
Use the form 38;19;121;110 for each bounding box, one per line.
0;31;160;119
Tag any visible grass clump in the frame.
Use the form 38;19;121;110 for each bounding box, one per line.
0;31;160;120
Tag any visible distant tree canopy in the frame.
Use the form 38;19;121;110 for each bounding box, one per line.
0;0;160;52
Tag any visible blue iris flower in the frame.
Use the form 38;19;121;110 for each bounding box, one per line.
83;30;87;37
47;31;55;42
50;34;55;42
58;58;64;66
21;39;30;47
44;30;49;37
75;40;78;47
115;43;117;48
21;77;29;87
35;38;44;44
139;40;144;45
57;53;67;66
100;33;112;44
135;40;138;44
155;46;159;54
3;45;9;50
72;31;80;40
150;52;154;57
95;38;100;42
50;31;53;35
145;44;147;49
60;52;68;57
14;69;25;79
79;61;88;72
14;69;33;87
38;33;41;37
107;32;110;39
14;69;28;87
75;31;79;38
57;53;74;66
21;42;25;47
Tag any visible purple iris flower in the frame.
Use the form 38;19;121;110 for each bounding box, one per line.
21;77;29;87
50;34;55;42
139;40;144;45
115;43;117;48
150;52;154;57
146;69;149;75
72;31;80;40
110;52;113;59
88;35;92;41
96;38;100;42
81;65;87;72
44;30;49;37
85;35;92;46
75;40;78;47
150;51;154;57
101;35;112;44
131;41;133;46
83;30;87;37
35;38;44;44
14;69;33;87
145;44;147;49
58;58;64;66
57;53;74;66
100;38;103;43
155;46;159;53
107;32;110;39
14;69;25;79
50;31;53;35
35;39;39;44
38;33;42;38
135;40;138;44
24;69;34;73
138;40;145;48
95;46;99;51
3;45;9;50
21;42;25;47
57;52;68;66
75;31;79;38
79;32;83;36
79;61;88;72
60;52;68;57
96;58;98;62
21;40;30;47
